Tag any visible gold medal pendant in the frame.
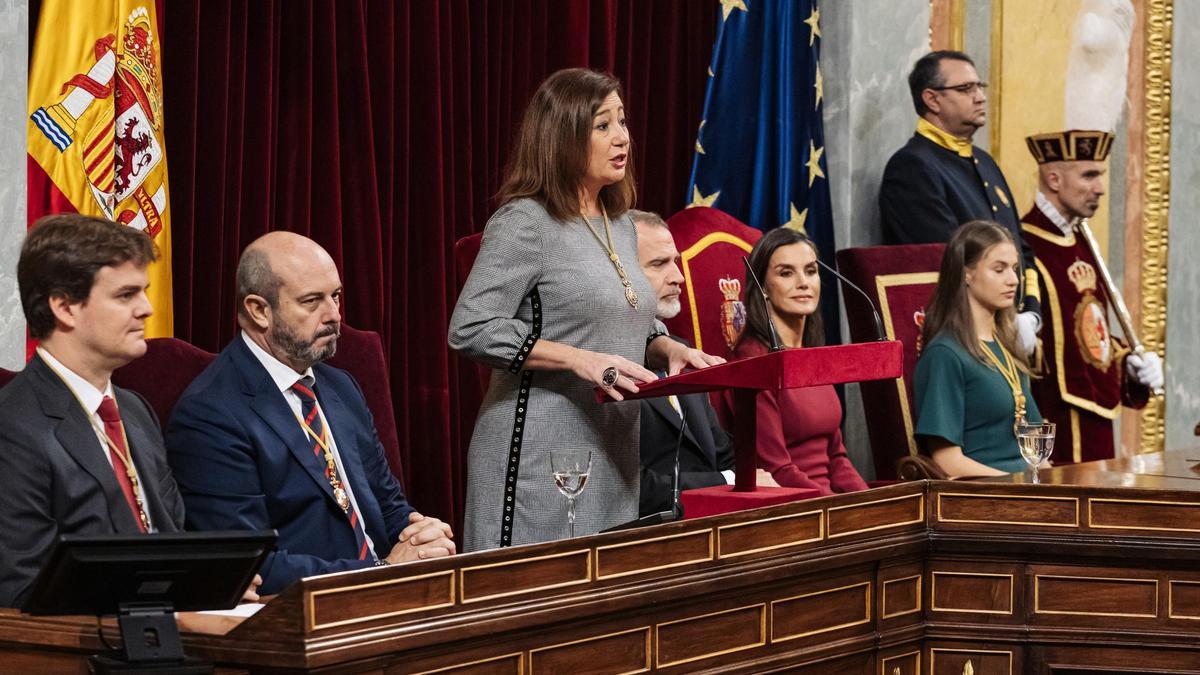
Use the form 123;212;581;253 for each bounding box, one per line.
582;206;640;311
334;487;350;511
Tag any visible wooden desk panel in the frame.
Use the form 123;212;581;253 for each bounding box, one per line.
5;455;1200;672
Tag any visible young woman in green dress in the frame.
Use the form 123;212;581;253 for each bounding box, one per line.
913;221;1042;476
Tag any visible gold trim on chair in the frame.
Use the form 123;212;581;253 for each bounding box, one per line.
679;232;755;352
876;272;939;457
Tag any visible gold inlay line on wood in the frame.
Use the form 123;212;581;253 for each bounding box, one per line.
1168;580;1200;620
826;492;925;539
412;652;524;675
930;571;1014;615
306;569;455;632
529;626;651;675
654;603;767;668
716;509;824;559
936;492;1080;527
458;548;592;604
880;650;921;675
1088;497;1200;533
881;574;923;619
1034;574;1159;618
770;581;872;642
930;647;1013;675
595;529;714;580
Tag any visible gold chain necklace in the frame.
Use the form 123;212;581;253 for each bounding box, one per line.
580;205;639;309
39;354;150;531
91;422;151;532
294;410;352;512
979;338;1026;437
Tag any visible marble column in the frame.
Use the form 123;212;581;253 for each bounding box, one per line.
0;0;28;369
1165;1;1200;449
822;0;930;479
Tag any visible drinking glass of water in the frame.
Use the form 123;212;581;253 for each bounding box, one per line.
1017;421;1056;483
551;449;592;538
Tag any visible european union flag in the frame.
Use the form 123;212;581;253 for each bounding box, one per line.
688;0;838;342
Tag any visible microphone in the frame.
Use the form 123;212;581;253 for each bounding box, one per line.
813;258;887;342
670;399;689;518
742;256;784;352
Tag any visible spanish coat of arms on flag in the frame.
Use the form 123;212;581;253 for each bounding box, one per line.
28;1;173;338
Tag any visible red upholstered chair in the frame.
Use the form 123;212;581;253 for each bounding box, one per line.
112;338;216;427
111;326;407;487
663;207;762;361
0;367;17;388
327;324;407;487
835;244;945;479
453;233;490;392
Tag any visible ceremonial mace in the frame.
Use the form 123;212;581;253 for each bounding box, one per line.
1075;218;1163;396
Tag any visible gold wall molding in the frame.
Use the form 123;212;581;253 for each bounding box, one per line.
929;0;966;51
989;0;1004;161
1138;0;1173;453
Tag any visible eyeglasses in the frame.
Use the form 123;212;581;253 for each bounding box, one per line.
930;81;988;95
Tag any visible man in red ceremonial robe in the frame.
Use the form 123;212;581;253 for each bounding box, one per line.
1021;130;1162;464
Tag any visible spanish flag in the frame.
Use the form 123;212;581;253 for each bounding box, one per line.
28;1;173;338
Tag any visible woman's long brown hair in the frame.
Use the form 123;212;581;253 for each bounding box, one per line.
496;68;636;222
920;220;1030;372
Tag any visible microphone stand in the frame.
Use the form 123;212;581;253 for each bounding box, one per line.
742;256;784;352
670;402;689;519
813;257;888;342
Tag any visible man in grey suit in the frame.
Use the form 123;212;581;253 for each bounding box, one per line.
630;211;777;517
0;214;186;608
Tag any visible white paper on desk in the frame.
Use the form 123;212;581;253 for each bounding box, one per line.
196;602;265;618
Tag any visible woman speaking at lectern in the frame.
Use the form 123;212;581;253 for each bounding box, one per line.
720;228;868;496
449;69;720;551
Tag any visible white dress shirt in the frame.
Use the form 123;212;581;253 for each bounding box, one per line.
1034;191;1076;235
38;346;155;530
240;332;378;558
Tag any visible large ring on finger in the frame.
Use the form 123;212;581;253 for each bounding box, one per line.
602;366;619;387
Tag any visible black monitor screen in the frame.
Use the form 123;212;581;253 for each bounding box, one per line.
23;530;276;615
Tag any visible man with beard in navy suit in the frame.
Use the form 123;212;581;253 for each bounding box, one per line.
167;232;454;594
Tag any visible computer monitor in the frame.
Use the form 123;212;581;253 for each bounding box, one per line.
24;530;275;616
23;531;276;670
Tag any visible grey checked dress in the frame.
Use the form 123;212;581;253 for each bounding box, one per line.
449;198;659;552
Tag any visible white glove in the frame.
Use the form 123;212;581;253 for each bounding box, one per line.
1125;351;1164;391
1015;311;1041;357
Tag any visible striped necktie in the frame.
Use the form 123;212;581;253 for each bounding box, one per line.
291;376;372;561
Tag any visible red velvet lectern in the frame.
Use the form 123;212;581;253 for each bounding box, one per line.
600;341;904;516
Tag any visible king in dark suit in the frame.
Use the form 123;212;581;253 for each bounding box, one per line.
166;232;454;595
629;211;773;517
0;215;185;608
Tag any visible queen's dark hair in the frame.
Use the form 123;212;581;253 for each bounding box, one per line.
737;227;824;350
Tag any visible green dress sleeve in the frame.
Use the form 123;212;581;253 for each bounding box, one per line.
913;343;966;447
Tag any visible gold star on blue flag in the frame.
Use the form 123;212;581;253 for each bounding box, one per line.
687;0;838;342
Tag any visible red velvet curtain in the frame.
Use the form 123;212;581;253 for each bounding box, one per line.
161;1;716;529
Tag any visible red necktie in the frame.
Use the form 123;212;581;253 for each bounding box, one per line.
291;378;372;561
96;396;147;533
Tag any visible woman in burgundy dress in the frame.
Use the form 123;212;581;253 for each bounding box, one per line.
720;228;868;495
